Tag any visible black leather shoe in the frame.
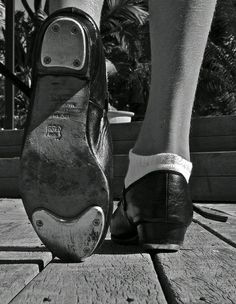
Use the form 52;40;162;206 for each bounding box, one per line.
111;170;192;251
20;8;113;261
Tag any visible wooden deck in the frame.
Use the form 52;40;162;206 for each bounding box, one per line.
1;116;236;201
0;199;235;304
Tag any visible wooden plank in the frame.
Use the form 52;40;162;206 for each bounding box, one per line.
0;130;23;145
1;153;236;200
191;152;236;176
0;264;39;304
113;176;236;201
2;151;236;179
190;115;236;137
111;116;236;141
112;140;135;155
0;198;25;216
113;135;236;154
0;221;46;250
111;122;141;141
190;176;236;201
1;172;236;202
0;198;52;304
196;204;236;217
2;116;236;143
0;158;20;177
1;116;236;157
113;152;236;177
0;146;21;158
0;251;52;269
190;135;236;152
1;131;236;158
153;223;236;304
0;177;20;198
0;251;52;303
0;130;23;157
0;199;46;250
194;204;236;248
11;249;166;304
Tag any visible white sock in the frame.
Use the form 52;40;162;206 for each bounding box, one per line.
124;150;192;189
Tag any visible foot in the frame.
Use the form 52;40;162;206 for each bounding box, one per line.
20;8;113;261
111;170;193;251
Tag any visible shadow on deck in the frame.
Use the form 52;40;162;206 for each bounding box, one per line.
0;199;235;304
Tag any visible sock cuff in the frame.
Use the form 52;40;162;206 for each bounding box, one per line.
124;150;192;188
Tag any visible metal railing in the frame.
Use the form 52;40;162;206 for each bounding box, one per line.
4;0;15;129
2;1;48;129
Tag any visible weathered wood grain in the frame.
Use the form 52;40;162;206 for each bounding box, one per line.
7;200;165;304
0;199;25;216
0;199;46;250
0;251;52;269
2;152;236;200
2;127;236;158
0;130;23;146
0;221;46;250
113;136;236;154
1;116;236;158
11;253;167;304
196;204;236;216
0;129;21;157
0;254;51;303
194;205;236;248
0;158;20;177
190;176;236;201
0;253;52;303
2;116;236;142
0;264;39;304
0;177;20;198
190;135;236;152
111;116;236;141
0;145;21;158
153;223;236;304
0;199;52;304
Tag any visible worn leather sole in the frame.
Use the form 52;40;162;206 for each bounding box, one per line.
20;10;111;261
112;222;184;251
137;222;186;251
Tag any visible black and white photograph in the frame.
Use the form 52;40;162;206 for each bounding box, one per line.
0;0;235;303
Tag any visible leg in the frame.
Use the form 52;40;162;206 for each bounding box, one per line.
49;0;103;26
133;0;217;160
111;0;217;250
20;0;112;262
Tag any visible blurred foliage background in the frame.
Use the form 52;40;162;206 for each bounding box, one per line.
0;0;236;128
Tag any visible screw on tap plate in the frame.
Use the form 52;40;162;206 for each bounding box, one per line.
52;23;60;32
73;59;81;67
44;56;51;64
36;220;44;227
93;219;100;226
71;26;79;35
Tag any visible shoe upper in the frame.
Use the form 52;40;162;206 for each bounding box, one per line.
23;7;113;224
111;171;193;239
81;9;113;188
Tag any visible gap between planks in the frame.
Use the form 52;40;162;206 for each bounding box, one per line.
152;218;236;304
194;204;236;249
10;247;167;304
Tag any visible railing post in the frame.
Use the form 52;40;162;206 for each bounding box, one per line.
4;0;15;129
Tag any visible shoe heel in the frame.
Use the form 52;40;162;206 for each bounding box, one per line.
137;222;187;251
